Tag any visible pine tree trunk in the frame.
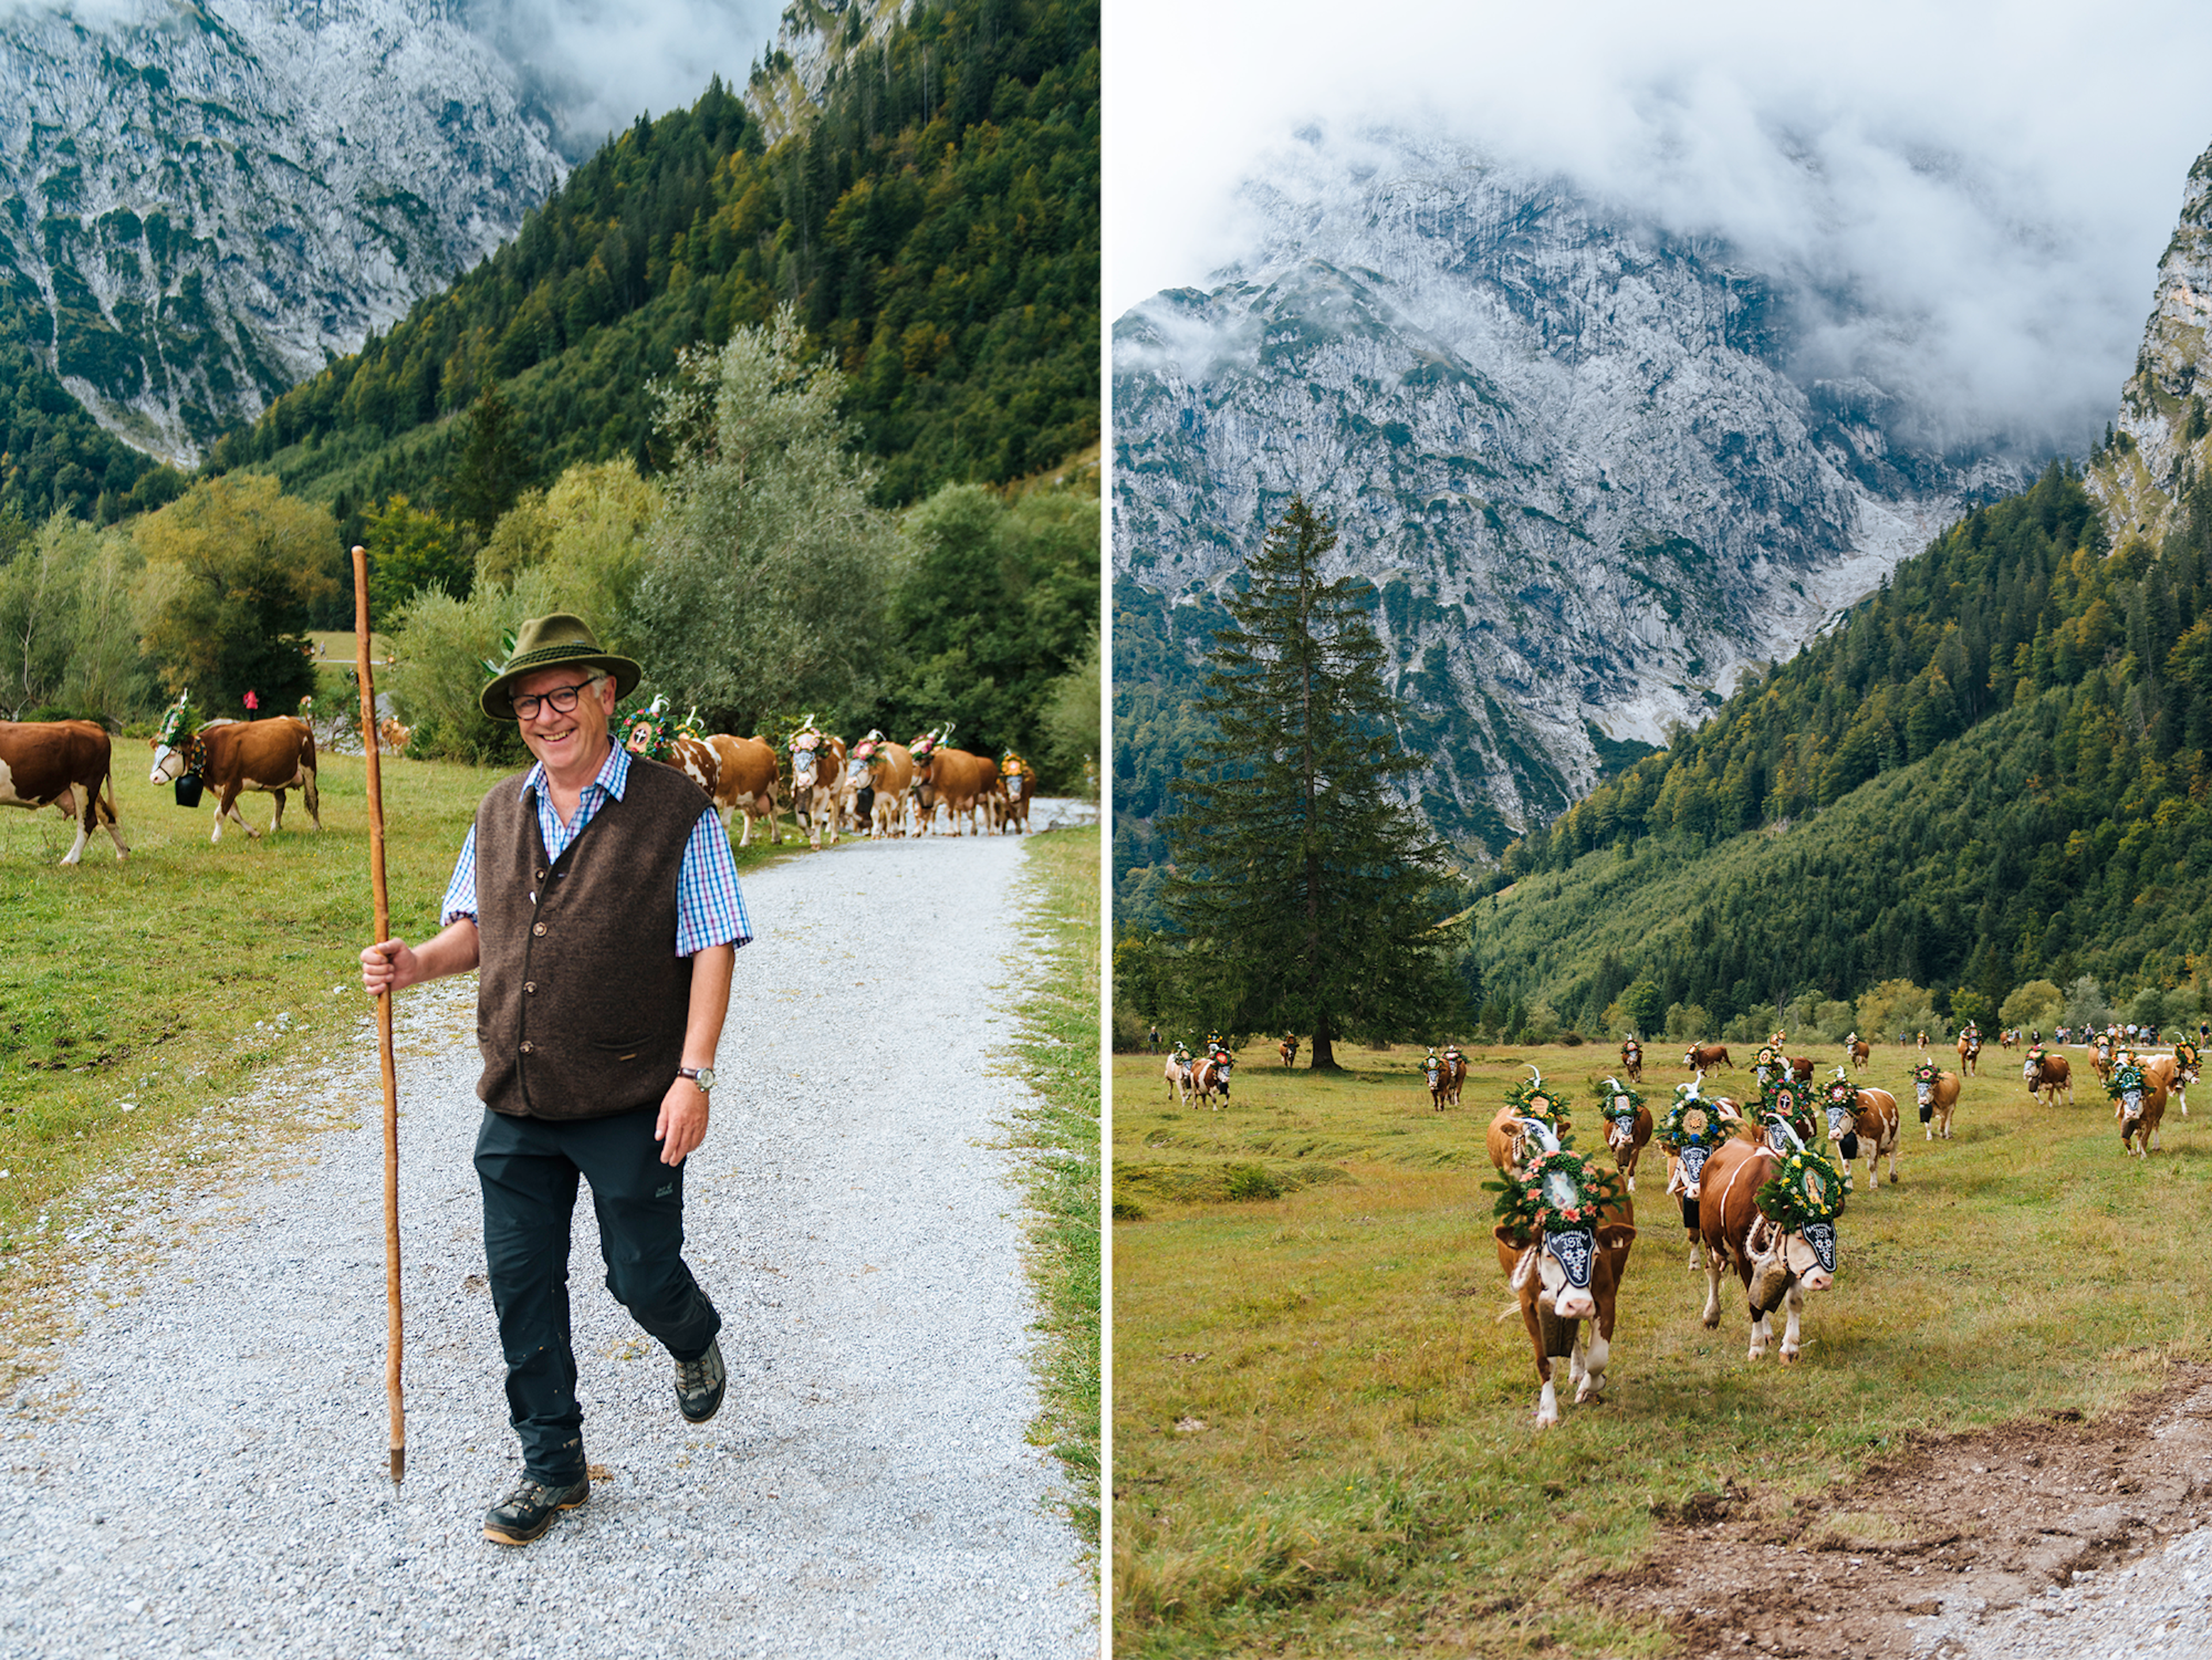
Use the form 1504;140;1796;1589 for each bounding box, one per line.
1309;1011;1340;1071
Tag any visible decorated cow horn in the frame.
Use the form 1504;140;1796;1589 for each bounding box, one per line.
1515;1117;1562;1154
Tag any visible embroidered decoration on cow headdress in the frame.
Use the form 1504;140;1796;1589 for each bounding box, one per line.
157;694;209;784
2177;1040;2201;1077
1754;1143;1848;1233
619;695;700;761
1485;1144;1624;1247
1501;1064;1570;1138
1591;1076;1644;1133
1658;1078;1733;1154
1758;1073;1815;1145
2108;1056;2148;1105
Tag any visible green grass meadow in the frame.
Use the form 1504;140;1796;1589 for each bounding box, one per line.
1007;827;1105;1555
0;746;797;1385
1112;1041;2212;1655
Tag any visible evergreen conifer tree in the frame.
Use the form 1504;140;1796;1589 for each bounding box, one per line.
1162;497;1463;1068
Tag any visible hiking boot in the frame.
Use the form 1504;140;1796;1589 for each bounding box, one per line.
482;1472;589;1545
674;1337;726;1424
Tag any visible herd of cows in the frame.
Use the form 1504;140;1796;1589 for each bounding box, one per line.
1162;1026;2203;1429
0;711;1044;862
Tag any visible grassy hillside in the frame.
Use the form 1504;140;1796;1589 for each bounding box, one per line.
1113;1037;2212;1655
1461;462;2212;1029
200;0;1097;518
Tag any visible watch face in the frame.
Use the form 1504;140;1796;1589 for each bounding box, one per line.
692;1067;715;1091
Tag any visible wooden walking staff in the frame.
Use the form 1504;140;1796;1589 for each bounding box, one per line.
352;543;406;1483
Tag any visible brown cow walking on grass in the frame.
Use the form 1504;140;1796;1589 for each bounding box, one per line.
149;716;320;843
1495;1194;1635;1428
0;719;129;865
1699;1137;1836;1363
704;734;784;847
2024;1048;2073;1108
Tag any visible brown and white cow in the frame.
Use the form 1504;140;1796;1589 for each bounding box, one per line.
1278;1034;1300;1068
149;716;320;843
703;734;783;847
2092;1033;2117;1085
997;752;1037;833
912;740;999;837
1495;1190;1635;1428
1847;1035;1870;1071
1685;1043;1733;1078
1820;1074;1901;1189
2024;1049;2072;1108
1423;1051;1450;1111
1597;1078;1653;1193
1619;1037;1643;1083
1442;1047;1467;1107
0;719;129;865
1699;1136;1838;1363
1910;1067;1962;1141
786;723;849;849
1194;1048;1234;1110
1164;1047;1195;1106
1661;1086;1745;1270
1957;1029;1982;1076
2113;1062;2167;1158
846;731;915;839
2144;1049;2195;1120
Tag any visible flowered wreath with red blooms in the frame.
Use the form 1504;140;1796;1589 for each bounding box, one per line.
1911;1058;1942;1090
619;695;700;761
1486;1144;1624;1244
1759;1074;1816;1142
1501;1065;1571;1139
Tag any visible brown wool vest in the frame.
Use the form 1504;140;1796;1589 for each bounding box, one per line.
472;757;707;1120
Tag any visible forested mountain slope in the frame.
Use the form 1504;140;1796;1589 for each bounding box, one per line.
200;0;1099;515
1463;463;2212;1029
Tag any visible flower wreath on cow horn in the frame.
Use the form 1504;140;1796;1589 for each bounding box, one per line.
1657;1079;1730;1154
1591;1076;1644;1129
1758;1074;1814;1139
2025;1043;2048;1068
2108;1056;2148;1103
1502;1064;1571;1138
1484;1145;1624;1248
2177;1040;2202;1075
618;694;700;763
157;695;209;776
1755;1143;1848;1232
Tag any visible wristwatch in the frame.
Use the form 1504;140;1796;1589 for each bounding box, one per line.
677;1066;715;1092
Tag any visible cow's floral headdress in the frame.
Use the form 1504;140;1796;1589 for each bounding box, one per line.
2108;1057;2148;1101
1590;1076;1643;1129
1755;1144;1849;1232
1486;1145;1624;1245
1502;1064;1570;1138
1658;1079;1732;1154
1910;1058;1942;1089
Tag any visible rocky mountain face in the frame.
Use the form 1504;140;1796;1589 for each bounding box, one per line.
0;0;565;467
2094;142;2212;544
1114;130;2029;854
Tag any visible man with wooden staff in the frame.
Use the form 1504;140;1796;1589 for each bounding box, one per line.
359;613;750;1545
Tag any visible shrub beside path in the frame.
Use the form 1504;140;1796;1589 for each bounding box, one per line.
0;832;1096;1659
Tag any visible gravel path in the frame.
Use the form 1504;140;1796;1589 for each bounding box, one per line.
0;822;1097;1659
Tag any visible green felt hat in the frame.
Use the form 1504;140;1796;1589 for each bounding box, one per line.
480;613;642;721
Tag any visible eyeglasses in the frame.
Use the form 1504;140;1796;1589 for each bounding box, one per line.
512;677;601;720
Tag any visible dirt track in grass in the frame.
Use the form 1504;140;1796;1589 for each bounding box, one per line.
1592;1362;2212;1659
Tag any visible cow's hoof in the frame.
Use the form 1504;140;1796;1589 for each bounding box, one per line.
1780;1348;1802;1365
1702;1312;1721;1331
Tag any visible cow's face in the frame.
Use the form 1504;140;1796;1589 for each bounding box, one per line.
1824;1103;1855;1143
2022;1057;2040;1086
1781;1225;1836;1292
147;742;182;784
1533;1233;1598;1322
1673;1144;1713;1199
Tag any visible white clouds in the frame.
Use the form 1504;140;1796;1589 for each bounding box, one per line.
1108;0;2212;452
466;0;781;155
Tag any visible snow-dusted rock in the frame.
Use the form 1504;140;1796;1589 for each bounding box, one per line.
0;0;566;466
1114;128;2027;848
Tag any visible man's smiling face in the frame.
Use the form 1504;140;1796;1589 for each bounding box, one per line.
514;665;617;777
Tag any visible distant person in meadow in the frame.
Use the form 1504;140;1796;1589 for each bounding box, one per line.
359;613;749;1547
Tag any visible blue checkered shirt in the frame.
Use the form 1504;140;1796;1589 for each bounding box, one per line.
440;744;751;957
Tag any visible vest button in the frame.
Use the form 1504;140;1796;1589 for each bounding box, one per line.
524;981;536;993
533;922;547;936
520;1041;533;1053
536;869;547;881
